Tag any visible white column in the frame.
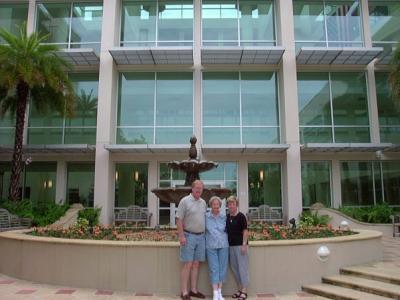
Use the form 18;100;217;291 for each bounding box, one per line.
276;0;302;223
55;161;67;204
93;0;120;225
238;158;248;214
148;160;158;226
331;159;342;209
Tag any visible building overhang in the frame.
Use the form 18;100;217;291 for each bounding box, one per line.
201;46;285;65
104;144;189;154
383;144;400;152
296;47;383;65
301;143;392;153
56;49;99;66
375;47;395;65
0;144;95;154
201;144;289;154
109;47;193;65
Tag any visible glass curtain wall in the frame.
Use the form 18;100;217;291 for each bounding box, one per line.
0;3;28;38
67;163;95;207
301;161;332;207
340;161;400;207
298;72;370;143
121;0;193;46
115;163;148;208
203;72;279;144
375;72;400;143
27;73;99;145
202;0;275;46
0;4;28;142
248;163;281;209
36;2;103;52
293;0;363;48
369;1;400;52
24;163;57;205
117;72;193;144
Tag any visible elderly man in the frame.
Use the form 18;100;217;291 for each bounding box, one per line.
176;180;207;300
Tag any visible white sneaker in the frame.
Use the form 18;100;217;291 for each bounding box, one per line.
218;289;225;300
213;291;219;300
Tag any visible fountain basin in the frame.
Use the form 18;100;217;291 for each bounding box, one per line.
151;187;231;204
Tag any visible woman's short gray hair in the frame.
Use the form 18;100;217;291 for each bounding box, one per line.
209;196;222;207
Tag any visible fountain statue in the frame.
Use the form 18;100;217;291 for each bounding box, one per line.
151;136;231;204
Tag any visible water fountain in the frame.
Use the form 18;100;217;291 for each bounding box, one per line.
151;136;231;203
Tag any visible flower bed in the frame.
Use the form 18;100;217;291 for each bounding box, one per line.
30;220;355;241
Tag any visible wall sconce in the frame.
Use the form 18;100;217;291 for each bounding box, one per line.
317;245;330;262
134;171;139;181
115;171;119;181
48;180;52;188
259;170;264;182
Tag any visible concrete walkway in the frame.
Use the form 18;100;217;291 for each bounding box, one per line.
2;235;399;300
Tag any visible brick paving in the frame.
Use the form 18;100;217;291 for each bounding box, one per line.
2;235;399;300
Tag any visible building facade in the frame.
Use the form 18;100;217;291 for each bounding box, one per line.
0;0;399;226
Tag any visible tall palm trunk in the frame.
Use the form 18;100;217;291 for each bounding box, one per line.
9;81;29;201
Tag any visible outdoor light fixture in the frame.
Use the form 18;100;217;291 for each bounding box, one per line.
25;157;32;165
115;171;119;181
48;180;52;188
340;220;350;231
289;218;296;230
259;170;264;182
134;171;139;181
317;245;330;262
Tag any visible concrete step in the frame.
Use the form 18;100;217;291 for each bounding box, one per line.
322;274;400;299
341;264;400;285
302;283;391;300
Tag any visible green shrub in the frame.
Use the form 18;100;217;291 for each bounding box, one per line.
78;207;101;227
300;210;331;227
0;199;69;227
338;203;395;224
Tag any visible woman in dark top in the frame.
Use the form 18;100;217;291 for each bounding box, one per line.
226;196;249;300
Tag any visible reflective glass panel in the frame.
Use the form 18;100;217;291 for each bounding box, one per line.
248;163;281;207
0;163;12;200
121;0;157;46
239;0;275;46
369;1;400;43
202;0;238;46
36;3;71;45
301;161;331;207
158;0;193;45
334;127;370;143
382;161;400;206
71;4;103;46
341;161;374;206
115;163;148;207
24;162;57;204
0;4;28;37
376;72;400;126
300;127;333;143
67;163;95;207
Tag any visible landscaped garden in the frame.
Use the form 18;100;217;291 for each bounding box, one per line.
336;203;399;224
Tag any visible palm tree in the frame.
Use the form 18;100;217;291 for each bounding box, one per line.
74;89;97;127
0;26;75;201
389;45;400;107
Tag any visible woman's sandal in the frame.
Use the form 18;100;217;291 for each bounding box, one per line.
232;291;242;298
232;291;247;299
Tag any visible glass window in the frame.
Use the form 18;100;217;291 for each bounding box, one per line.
301;161;331;207
27;73;99;145
67;163;95;207
117;72;193;144
298;72;370;143
0;163;12;200
24;162;57;205
239;0;275;46
248;163;281;208
293;0;362;48
0;3;28;38
375;72;400;143
341;161;375;206
0;109;16;145
121;0;193;46
115;163;148;207
202;0;275;46
202;72;279;144
382;161;400;206
36;3;103;51
369;1;400;51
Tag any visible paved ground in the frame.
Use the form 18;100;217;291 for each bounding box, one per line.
1;235;399;300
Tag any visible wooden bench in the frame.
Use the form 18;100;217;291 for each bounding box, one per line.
114;205;152;227
247;205;283;224
391;214;400;237
0;208;32;232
